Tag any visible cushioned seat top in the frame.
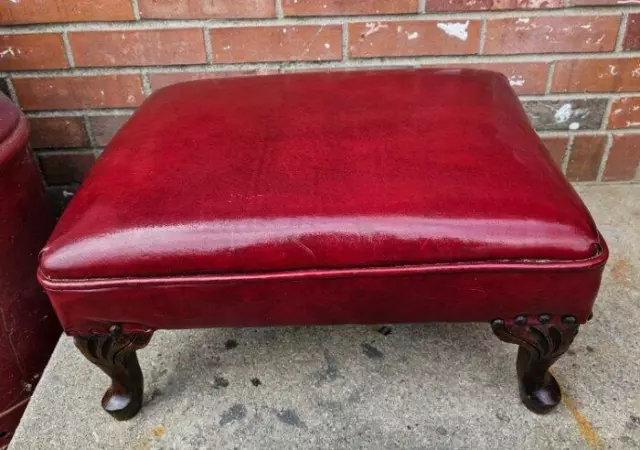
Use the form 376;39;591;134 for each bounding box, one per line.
40;69;601;281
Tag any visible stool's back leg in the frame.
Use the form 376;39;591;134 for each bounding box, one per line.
74;331;152;421
491;316;579;414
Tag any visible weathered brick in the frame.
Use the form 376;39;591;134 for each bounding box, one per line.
29;117;89;149
551;59;640;93
138;0;275;18
623;13;640;51
426;62;549;94
45;186;77;218
13;76;144;111
568;0;626;4
38;152;96;185
0;34;68;71
541;136;569;168
149;70;275;91
89;115;132;147
349;20;481;58
566;135;606;182
0;0;134;24
211;26;342;63
0;78;10;98
608;98;640;130
428;0;562;11
484;16;620;54
283;0;418;16
524;99;607;131
603;134;640;181
70;29;206;67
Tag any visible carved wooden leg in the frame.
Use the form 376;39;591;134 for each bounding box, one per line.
491;315;579;414
74;328;152;421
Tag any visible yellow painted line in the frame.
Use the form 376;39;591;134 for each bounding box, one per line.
554;371;604;450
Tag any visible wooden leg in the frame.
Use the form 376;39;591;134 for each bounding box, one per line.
491;315;579;414
74;328;152;421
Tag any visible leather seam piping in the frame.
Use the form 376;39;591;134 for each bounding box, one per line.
38;245;608;291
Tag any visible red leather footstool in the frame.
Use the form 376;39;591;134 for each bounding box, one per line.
38;69;608;421
0;93;60;445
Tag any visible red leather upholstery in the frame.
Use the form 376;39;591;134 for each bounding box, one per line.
1;93;60;445
38;69;607;336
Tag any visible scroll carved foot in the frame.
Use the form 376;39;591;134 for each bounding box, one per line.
74;328;152;420
491;315;579;414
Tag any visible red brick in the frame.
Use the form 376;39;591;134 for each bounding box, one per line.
566;135;606;181
425;62;548;94
149;70;276;91
38;152;96;185
428;0;562;11
541;136;569;168
89;115;132;147
138;0;275;18
45;186;77;217
484;16;620;55
0;34;68;71
13;76;145;111
608;98;640;130
568;0;625;4
0;0;134;24
29;117;89;149
283;0;417;16
211;26;342;63
603;134;640;181
349;20;481;58
551;59;640;93
623;13;640;51
70;29;206;68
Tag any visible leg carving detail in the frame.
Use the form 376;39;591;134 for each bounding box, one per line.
491;316;579;414
74;330;152;420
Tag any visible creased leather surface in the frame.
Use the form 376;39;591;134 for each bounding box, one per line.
0;94;60;439
37;69;607;334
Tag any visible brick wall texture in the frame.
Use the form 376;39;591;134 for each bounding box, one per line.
1;0;639;213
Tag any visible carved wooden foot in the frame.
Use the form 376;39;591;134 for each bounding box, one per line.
74;327;152;421
491;315;579;414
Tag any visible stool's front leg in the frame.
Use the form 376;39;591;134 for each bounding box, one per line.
491;315;579;414
74;328;152;421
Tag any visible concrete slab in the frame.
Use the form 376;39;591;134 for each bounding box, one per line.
9;184;640;450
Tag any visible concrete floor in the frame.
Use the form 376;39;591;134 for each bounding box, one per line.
9;184;640;450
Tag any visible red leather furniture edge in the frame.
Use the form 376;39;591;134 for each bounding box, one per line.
37;69;608;420
0;93;60;446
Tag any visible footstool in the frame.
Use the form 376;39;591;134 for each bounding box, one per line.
38;69;608;421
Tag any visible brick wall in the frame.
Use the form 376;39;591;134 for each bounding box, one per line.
1;1;639;214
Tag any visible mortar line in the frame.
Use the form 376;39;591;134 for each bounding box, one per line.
275;0;284;19
341;22;348;61
5;51;640;78
35;148;97;156
131;0;141;20
545;61;555;94
61;31;76;68
600;97;615;131
4;78;20;106
203;27;214;64
478;19;487;55
418;0;426;14
596;133;614;181
25;109;136;118
615;12;629;52
0;8;635;33
141;70;152;96
562;134;575;174
82;115;96;147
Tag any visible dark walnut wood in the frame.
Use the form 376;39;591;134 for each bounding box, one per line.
491;315;579;414
74;329;152;420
